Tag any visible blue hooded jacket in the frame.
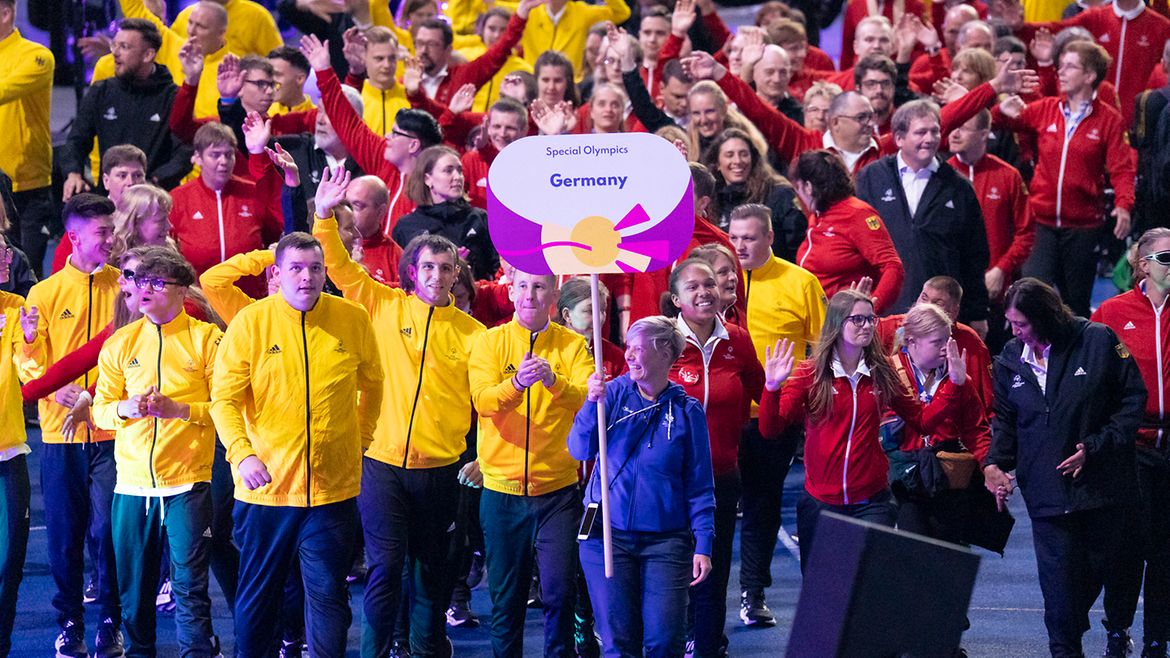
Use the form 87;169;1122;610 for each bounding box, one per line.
568;374;716;556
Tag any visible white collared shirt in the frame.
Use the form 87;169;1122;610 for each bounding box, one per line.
675;315;729;366
896;151;939;216
831;353;872;385
547;2;568;25
823;130;873;173
1113;0;1143;20
1021;342;1052;394
324;153;347;172
421;65;449;99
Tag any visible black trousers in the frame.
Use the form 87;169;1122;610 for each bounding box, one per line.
1022;224;1099;319
738;421;797;595
0;454;30;657
689;470;741;657
1031;507;1126;658
9;187;53;278
1104;445;1170;644
795;489;897;572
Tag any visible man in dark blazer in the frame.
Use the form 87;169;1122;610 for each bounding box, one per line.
856;98;991;336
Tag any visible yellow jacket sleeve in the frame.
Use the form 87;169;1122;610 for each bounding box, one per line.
210;319;257;465
469;331;525;417
313;215;403;311
804;276;827;348
583;0;631;27
186;326;222;427
92;334;129;431
0;45;54;105
549;337;591;407
354;313;384;450
198;250;270;324
17;291;49;382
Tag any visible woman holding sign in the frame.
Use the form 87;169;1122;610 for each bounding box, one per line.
568;316;715;658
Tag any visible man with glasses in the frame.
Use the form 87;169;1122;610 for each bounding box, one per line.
93;247;222;658
856;99;991;331
726;203;825;628
302;34;444;232
169;122;283;298
61;18;191;201
22;194;123;658
1092;228;1170;658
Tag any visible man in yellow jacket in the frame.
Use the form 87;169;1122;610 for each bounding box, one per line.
210;231;383;658
0;232;41;658
0;0;55;272
93;247;222;658
311;167;485;658
469;270;593;657
22;194;123;658
519;0;631;80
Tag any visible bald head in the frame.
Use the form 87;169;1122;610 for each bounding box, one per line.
346;176;390;239
957;20;994;52
189;1;228;53
753;45;793;104
943;4;979;53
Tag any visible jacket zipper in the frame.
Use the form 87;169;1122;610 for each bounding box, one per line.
842;376;860;505
302;312;312;506
523;331;538;496
85;274;94;445
402;306;435;467
150;323;162;488
797;224;814;269
215;190;226;263
382;89;387;136
1153;298;1165;447
1116;18;1128;91
1054;103;1092;227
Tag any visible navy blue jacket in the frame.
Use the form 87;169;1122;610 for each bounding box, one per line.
568;375;716;556
989;318;1145;518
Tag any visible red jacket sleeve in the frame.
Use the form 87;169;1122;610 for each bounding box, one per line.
169;82;203;144
996;170;1035;275
715;73;819;162
271;109;318;136
908;50;952;95
758;363;813;439
888;376;970;437
851;216;905;314
21;324;113;402
316;67;397;177
1106;113;1138;211
450;13;527;92
247;153;285;245
701;11;732;51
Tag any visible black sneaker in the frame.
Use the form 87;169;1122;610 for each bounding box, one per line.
83;578;98;604
1106;630;1134;657
54;620;87;658
739;591;777;627
527;574;541;608
388;639;412;658
1144;641;1167;658
445;600;479;628
156;578;175;614
466;551;485;589
93;618;124;658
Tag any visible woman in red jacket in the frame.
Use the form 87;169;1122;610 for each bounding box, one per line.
689;243;742;326
759;288;970;570
662;258;763;657
791;150;905;313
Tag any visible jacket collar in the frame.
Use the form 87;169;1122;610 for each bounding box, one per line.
146;309;191;336
1113;0;1144;20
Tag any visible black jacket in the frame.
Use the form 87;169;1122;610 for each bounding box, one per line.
60;65;191;189
267;132;367;234
855;154;990;322
391;199;500;280
989;318;1145;518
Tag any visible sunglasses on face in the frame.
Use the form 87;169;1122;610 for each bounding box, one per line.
134;277;179;292
1144;251;1170;266
844;314;877;327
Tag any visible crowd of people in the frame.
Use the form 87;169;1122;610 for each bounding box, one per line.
2;0;1170;655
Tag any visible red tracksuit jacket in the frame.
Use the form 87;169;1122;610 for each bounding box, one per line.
759;357;968;505
169;175;282;292
1036;4;1170;124
315;66;416;234
839;0;926;70
995;95;1135;229
948;153;1035;277
1091;284;1170;448
429;13;527;107
462;142;497;210
795;196;904;313
877;315;994;416
669;319;763;476
890;349;992;464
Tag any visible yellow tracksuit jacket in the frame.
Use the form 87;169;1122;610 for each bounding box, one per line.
172;0;284;57
469;320;592;496
270;96;316;116
198;249;273;324
519;0;631;80
92;311;222;488
22;261;121;444
455;41;534;113
0;292;40;452
743;255;826;366
0;29;54;192
314;216;485;468
210;293;384;506
362;81;411;137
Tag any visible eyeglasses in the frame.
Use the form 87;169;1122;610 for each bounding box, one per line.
1144;251;1170;266
838;111;875;124
844;314;877;327
390;128;417;140
134;277;179;292
860;79;894;90
243;79;275;91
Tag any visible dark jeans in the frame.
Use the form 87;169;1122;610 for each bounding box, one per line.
1032;507;1126;658
112;485;214;658
358;458;459;658
690;470;741;657
9;186;53;277
1103;446;1170;644
738;421;797;595
232;499;359;658
0;454;30;657
41;441;119;627
1021;224;1099;319
480;485;579;658
209;442;239;613
795;488;897;573
580;530;693;658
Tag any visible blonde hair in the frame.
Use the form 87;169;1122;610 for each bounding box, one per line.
113;185;176;259
685;81;772;162
803;80;842;107
951;48;997;88
655;125;695;161
894;303;953;350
